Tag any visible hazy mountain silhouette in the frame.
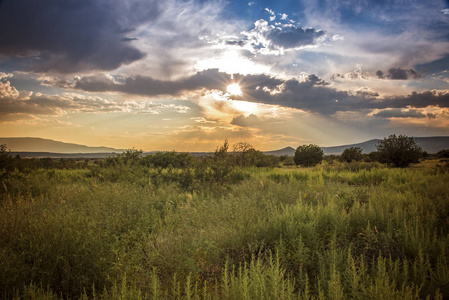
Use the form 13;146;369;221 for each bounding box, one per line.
0;137;124;154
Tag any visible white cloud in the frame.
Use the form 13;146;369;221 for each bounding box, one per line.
115;0;243;80
0;72;14;80
0;80;20;98
265;8;276;21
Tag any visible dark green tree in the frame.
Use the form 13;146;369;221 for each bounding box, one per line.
376;134;423;167
341;147;363;162
294;144;323;167
437;149;449;158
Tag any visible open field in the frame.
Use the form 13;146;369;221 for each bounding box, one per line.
1;158;449;299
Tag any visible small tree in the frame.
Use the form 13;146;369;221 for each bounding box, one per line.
214;139;229;161
341;147;363;162
232;142;254;153
294;144;323;167
376;134;422;167
233;142;255;167
0;143;12;171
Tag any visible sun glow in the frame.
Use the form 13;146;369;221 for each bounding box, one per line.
226;83;242;95
232;100;257;114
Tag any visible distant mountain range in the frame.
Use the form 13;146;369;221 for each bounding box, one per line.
1;136;449;158
266;136;449;156
0;137;124;154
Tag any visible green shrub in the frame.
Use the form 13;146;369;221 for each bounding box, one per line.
294;144;324;167
341;147;364;162
376;134;423;167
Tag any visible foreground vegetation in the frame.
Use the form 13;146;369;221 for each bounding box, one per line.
1;147;449;299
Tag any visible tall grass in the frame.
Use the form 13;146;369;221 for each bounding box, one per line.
1;163;448;299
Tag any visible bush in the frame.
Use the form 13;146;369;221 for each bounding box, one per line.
0;144;13;173
141;151;196;168
437;149;449;158
341;147;363;162
294;144;323;167
376;134;423;168
105;148;143;166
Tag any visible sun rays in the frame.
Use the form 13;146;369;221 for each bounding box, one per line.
226;83;242;95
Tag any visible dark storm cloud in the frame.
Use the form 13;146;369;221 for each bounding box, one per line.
355;88;379;97
376;70;384;79
225;40;246;47
372;109;427;119
121;37;140;42
239;77;360;115
1;76;191;117
0;88;189;120
265;25;325;49
75;69;231;95
382;90;449;109
72;69;449;115
0;0;160;73
231;114;261;127
388;68;409;79
0;93;120;116
375;68;423;80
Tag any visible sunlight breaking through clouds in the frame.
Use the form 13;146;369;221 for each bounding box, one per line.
0;0;448;150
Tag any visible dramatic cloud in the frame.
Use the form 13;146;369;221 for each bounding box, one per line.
354;87;379;97
241;19;325;54
0;0;160;73
372;109;427;119
231;114;261;127
0;79;189;120
74;69;231;95
1;0;448;150
381;91;449;109
70;69;449;116
118;0;239;79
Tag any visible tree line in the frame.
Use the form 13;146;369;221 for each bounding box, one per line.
1;134;446;176
294;134;428;168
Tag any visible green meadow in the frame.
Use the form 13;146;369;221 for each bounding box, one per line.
1;153;449;299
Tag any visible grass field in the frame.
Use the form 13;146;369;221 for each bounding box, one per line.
1;159;449;299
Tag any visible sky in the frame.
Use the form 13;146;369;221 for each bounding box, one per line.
1;0;449;152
